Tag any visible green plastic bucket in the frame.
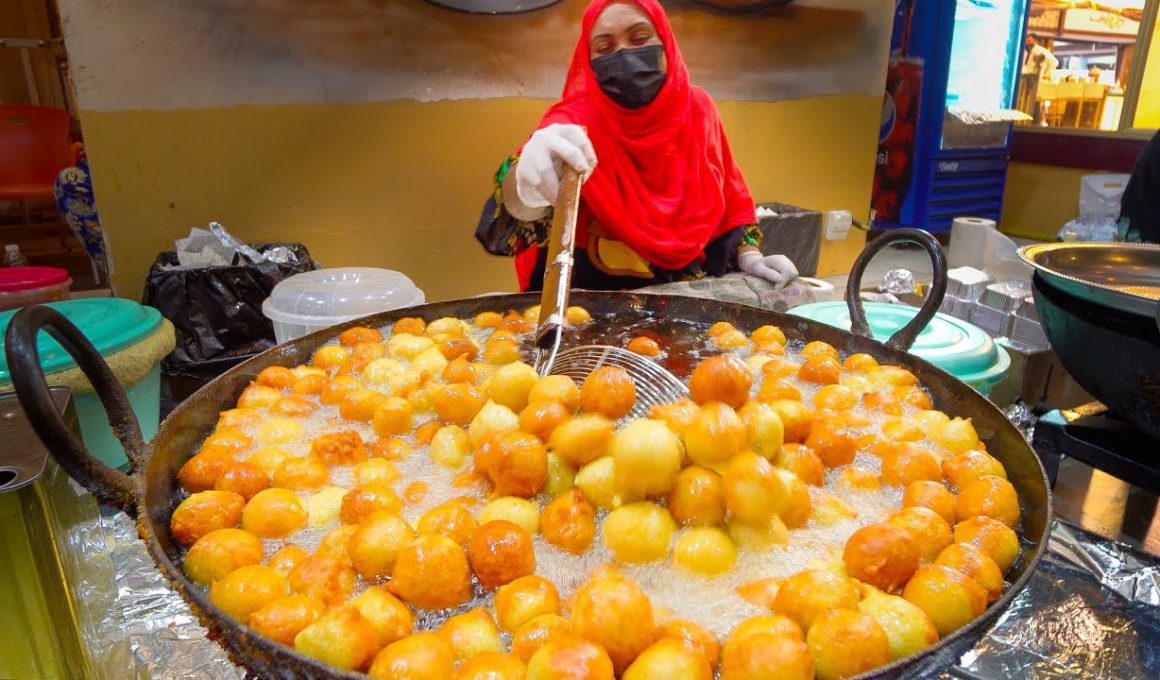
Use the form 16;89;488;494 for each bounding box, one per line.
1;299;175;469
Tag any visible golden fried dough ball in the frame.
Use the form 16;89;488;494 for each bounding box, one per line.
291;372;326;395
310;429;367;466
778;469;812;529
349;511;414;580
488;361;539;413
956;475;1021;528
708;321;736;338
761;357;802;382
930;417;980;455
519;400;570;443
842;524;920;594
856;586;937;661
769;400;813;444
369;436;412;461
804;415;856;468
572;576;656;674
214;461;269;501
880;417;924;443
484;430;547;498
353;458;399;487
320;376;363;406
525;635;615;680
942;449;1006;490
902;565;987;636
723;615;802;659
574;457;617;509
812;493;858;527
287;552;356;606
437;608;505;661
953;516;1020;573
800;340;838;361
426;316;469;337
199;427;253;458
528;375;582;411
256;365;296;389
416;501;477;546
814;384;858;412
389;534;472;610
474;311;503;329
721;631;812;680
843;353;879;372
541;490;597;554
603;501;677;564
428;425;470;469
756;377;802;404
909;409;950;437
798;354;841;385
388;332;435;361
685;402;747;469
340;389;387;423
936;543;1004;603
171;490;245;546
267;544;307;577
209;564;288;621
238;383;282;410
273;456;329;490
338;326;383;346
626;336;662;357
579;366;637;419
316;523;358;558
437;336;478;362
772;569;860;632
494;574;561;633
610;418;683;502
469;400;520;448
183;528;264;586
748;324;785;346
545;452;575;497
466;520;535;589
723;451;789;524
178;451;237;493
903;480;957;524
367;631;454;680
216;407;262;431
806;609;890;680
689;355;754;409
657;619;720;672
512;614;572;664
886;506;953;563
454;652;526;680
430;383;486;427
293;604;380;672
623;638;711;680
312;344;352;371
341;482;404;525
737;401;785;461
548;414;614;467
562;305;591;324
673;526;737;576
728;514;790;550
838;466;882;491
668;466;726;527
777;444;825;486
249;594;323;647
368;397;411;436
881;442;941;487
734;577;782;610
442;356;478;384
483;339;522;366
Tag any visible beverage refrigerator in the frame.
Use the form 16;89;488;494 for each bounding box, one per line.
872;0;1032;233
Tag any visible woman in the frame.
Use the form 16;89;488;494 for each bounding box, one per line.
475;0;797;292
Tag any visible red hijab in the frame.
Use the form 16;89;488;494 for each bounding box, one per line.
517;0;756;288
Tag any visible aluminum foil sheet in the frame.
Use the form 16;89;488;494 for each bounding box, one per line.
880;268;917;295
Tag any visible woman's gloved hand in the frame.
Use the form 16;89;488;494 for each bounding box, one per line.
739;251;799;289
515;124;598;209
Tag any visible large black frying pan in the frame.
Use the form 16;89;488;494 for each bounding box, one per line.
6;230;1050;679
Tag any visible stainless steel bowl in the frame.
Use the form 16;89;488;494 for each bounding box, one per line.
1019;242;1160;319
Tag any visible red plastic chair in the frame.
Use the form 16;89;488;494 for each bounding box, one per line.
0;105;77;247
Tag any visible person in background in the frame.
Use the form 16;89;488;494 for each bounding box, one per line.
474;0;798;292
1018;35;1059;124
1118;129;1160;243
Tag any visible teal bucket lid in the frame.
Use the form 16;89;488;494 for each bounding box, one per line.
0;298;163;384
789;301;1010;386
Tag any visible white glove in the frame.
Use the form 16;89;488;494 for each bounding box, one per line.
515;123;597;209
739;251;799;289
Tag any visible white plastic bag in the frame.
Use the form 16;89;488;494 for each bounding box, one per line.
1079;174;1130;220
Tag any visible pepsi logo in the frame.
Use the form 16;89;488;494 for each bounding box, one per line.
879;93;897;143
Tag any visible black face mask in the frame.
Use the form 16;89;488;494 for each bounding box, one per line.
591;44;666;109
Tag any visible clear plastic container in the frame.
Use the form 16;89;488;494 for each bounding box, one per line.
262;267;425;344
0;266;72;312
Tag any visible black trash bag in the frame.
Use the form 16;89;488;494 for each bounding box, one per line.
143;243;315;377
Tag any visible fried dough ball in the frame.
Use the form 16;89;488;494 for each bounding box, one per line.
214;461;269;501
249;594;324;647
812;493;858;527
804;416;857;468
494;574;561;633
806;609;890;680
778;469;812;529
293;604;380;672
548;414;614;467
467;520;535;589
880;417;924;443
256;365;296;389
171;490;245;546
238;383;282;410
209;564;288;621
674;526;738;576
572;576;656;674
312;344;352;371
417;501;478;546
367;631;454;680
291;372;326;395
454;651;526;680
627;336;662;357
657;619;721;672
603;501;677;564
512;614;573;663
689;355;754;409
903;565;987;636
956;475;1020;527
273;456;329;490
735;578;782;610
341;482;404;525
761;357;802;382
347;511;414;580
482;430;546;497
366;397;410;436
930;417;980;455
488;361;539;413
579;366;637;419
442;356;478;384
200;428;253;458
469;401;521;449
438;607;505;660
484;339;522;365
426;316;469;337
540;490;597;554
910;409;950;436
388;332;435;361
798;354;841;385
723;451;789;524
574;457;617;509
881;442;941;487
320;376;363;406
526;636;615;680
351;458;398;487
267;544;308;577
477;496;538;535
843;353;878;372
708;321;736;338
728;514;790;550
474;311;503;329
430;383;485;426
179;451;238;494
720;632;812;680
256;416;307;445
668;466;726;526
339;389;386;423
772;569;860;632
942;449;1007;489
777;444;825;486
842;524;920;594
429;425;471;469
389;534;472;610
519;400;570;443
856;585;938;661
338;326;382;346
936;543;1004;603
314;524;357;559
838;466;882;491
736;401;785;461
756;377;801;404
685;402;747;469
814;384;858;412
903;480;956;524
310;429;367;465
769;400;813;444
183;528;264;586
216;407;263;430
723;615;802;658
437;336;478;362
610;418;683;502
954;516;1020;573
886;506;952;563
528;375;581;411
623;638;711;680
287;551;357;606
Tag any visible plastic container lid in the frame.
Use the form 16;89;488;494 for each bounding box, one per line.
263;267;425;324
789;301;1010;386
0;298;163;383
0;266;70;293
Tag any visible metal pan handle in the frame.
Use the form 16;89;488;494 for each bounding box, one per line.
844;228;948;352
5;305;142;516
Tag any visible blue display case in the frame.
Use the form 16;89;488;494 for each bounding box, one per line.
872;0;1031;233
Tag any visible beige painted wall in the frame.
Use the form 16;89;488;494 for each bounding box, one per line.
1000;161;1095;240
